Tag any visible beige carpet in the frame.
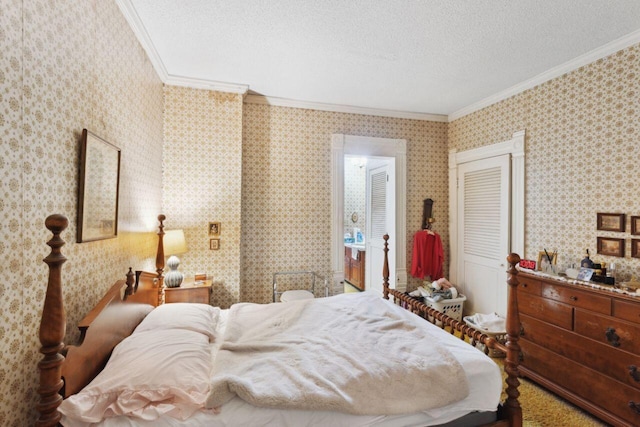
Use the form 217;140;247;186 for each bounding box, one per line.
496;359;606;427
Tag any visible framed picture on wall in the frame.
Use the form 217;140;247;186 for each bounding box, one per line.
597;213;626;232
209;222;221;236
210;238;220;250
632;239;640;259
631;216;640;235
597;237;625;257
77;129;121;243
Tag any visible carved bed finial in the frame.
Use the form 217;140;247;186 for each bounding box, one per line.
156;214;166;305
37;214;69;427
382;234;390;300
504;253;523;427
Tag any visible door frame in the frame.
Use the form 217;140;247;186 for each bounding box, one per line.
448;130;525;285
331;134;407;293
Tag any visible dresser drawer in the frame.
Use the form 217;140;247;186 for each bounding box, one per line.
575;309;640;355
517;275;542;296
519;292;573;330
521;313;640;390
521;339;640;426
541;283;611;315
614;299;640;325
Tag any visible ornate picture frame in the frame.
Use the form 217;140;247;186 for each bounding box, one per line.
631;216;640;235
209;221;221;236
210;238;220;250
632;239;640;259
77;129;121;243
597;236;625;257
596;213;626;232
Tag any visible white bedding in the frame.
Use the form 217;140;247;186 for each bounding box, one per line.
62;295;502;427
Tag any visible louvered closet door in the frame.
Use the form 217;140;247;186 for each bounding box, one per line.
366;164;393;295
457;155;510;316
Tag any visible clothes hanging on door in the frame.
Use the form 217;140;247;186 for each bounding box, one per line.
410;230;443;280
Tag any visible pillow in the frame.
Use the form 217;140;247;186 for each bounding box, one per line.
134;303;220;341
59;329;212;423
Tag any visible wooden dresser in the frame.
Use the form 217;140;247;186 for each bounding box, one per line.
344;246;365;291
517;271;640;426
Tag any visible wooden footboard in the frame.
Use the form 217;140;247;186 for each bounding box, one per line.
381;235;523;427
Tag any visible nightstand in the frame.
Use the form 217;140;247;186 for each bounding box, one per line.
164;278;212;304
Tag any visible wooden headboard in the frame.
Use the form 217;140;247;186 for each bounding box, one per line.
36;214;168;426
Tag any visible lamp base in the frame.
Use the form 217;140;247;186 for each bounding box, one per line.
165;255;184;288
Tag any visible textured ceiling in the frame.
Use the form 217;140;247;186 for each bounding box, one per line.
122;0;640;118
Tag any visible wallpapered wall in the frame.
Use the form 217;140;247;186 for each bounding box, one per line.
163;86;244;309
449;43;640;281
0;1;164;425
344;157;367;236
241;104;450;303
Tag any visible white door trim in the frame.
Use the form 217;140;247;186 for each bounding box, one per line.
331;134;407;292
448;130;525;284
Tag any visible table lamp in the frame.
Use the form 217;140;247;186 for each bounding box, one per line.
163;229;187;288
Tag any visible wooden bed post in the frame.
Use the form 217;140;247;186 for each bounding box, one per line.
504;253;523;427
37;214;68;427
382;234;390;300
156;214;166;306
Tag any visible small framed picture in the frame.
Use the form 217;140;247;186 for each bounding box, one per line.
597;237;625;257
632;239;640;259
536;251;557;271
209;222;221;236
631;216;640;235
597;213;625;232
209;238;220;250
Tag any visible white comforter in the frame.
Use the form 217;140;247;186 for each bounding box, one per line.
206;293;469;415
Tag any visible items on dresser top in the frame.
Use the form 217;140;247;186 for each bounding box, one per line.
517;271;640;426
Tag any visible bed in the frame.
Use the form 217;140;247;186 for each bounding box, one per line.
36;214;523;426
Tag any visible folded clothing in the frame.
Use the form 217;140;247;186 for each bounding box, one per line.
466;313;505;333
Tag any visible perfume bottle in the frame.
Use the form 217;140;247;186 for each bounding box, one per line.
581;249;594;269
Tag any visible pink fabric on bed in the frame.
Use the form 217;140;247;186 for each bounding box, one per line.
59;329;214;424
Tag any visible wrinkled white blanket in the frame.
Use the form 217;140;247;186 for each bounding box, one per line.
205;293;469;415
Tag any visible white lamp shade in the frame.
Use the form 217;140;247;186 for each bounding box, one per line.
163;229;187;256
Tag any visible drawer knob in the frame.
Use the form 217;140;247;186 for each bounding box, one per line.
521;283;528;288
569;295;578;301
630;366;640;382
605;327;621;347
629;401;640;415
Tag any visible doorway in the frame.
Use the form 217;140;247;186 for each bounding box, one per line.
331;134;407;296
343;156;395;294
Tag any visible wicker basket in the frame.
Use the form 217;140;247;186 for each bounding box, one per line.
423;294;466;322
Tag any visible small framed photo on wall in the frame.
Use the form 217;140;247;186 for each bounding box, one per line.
210;238;220;250
597;237;625;257
209;222;221;236
597;213;625;232
631;216;640;235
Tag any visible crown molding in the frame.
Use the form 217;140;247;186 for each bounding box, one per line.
165;76;249;94
244;94;448;122
116;0;169;81
449;28;640;122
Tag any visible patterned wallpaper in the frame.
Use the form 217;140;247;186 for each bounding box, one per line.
449;43;640;282
241;104;450;303
163;86;244;309
1;1;164;425
344;157;367;236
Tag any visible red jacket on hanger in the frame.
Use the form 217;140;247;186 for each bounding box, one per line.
411;230;444;280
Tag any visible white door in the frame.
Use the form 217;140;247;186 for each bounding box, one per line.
457;155;510;316
366;161;394;295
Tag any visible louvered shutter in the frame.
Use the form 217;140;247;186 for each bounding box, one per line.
464;166;502;260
